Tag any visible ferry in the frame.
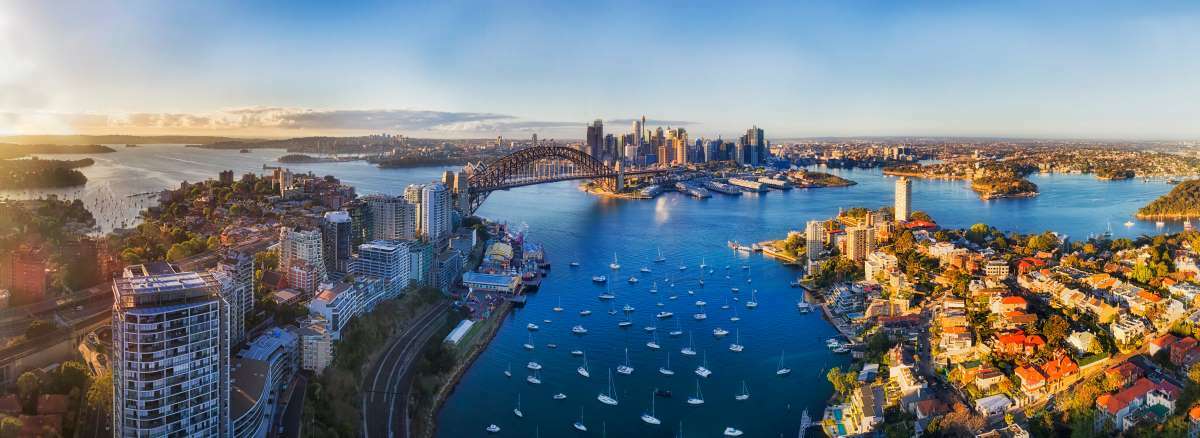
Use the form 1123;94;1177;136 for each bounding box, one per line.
757;176;793;190
704;180;743;196
674;182;711;199
797;301;812;313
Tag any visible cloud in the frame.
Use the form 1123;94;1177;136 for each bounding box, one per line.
0;107;585;136
607;118;698;127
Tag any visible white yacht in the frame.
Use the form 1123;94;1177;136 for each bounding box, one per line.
526;371;541;385
553;393;567;400
694;351;712;378
649;281;658;294
523;333;535;350
573;407;588;431
669;320;683;337
712;327;729;337
527;361;542;370
598;292;616;300
640;389;661;425
728;329;743;352
577;353;591;378
681;331;697;356
513;393;524;418
504;363;512;378
598;369;618;405
724;427;744;436
745;290;758;309
658;353;675;376
646;332;661;350
618;320;633;328
572;325;588;335
693;312;707;321
569;261;580;267
686;380;705;405
623;304;635;312
656;311;673;319
695;300;707;306
654;247;666;263
486;424;500;433
610;253;621;270
592;275;608;283
617;348;635;375
553;297;563;312
570;350;584;356
735;381;750;401
643;325;657;332
776;350;792;376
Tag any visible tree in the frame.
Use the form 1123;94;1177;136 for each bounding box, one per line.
910;211;933;222
86;370;113;415
24;319;54;339
0;417;22;436
17;371;40;409
826;367;857;398
1042;315;1070;346
967;223;990;245
895;230;915;254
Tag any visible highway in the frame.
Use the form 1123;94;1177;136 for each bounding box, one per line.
361;302;449;438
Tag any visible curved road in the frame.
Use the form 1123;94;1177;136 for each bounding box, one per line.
362;302;449;438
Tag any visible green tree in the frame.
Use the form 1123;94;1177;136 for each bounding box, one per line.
0;416;23;436
1042;315;1070;346
86;370;113;415
17;371;40;409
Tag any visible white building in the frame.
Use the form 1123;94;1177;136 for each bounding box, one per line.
1111;317;1148;345
280;227;326;284
806;220;826;261
420;183;451;244
365;195;416;241
296;320;333;374
307;282;362;340
112;263;231;437
895;177;911;222
353;240;412;299
984;259;1010;279
864;251;899;285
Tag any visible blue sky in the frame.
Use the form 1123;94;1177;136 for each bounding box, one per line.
1;0;1198;139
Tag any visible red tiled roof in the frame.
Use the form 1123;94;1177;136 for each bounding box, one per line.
1151;334;1180;348
1189;404;1200;422
1001;296;1027;305
1015;366;1046;386
1042;356;1078;381
1138;290;1164;303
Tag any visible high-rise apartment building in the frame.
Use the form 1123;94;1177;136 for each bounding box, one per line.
806;220;826;261
112;263;230;437
321;211;353;276
845;225;876;262
364;195;416;241
895;177;912;222
420;183;451;245
353;240;412;299
280;227;326;284
213;251;253;345
404;185;424;235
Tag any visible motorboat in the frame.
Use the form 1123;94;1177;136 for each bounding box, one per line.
641;267;652;273
656;311;674;319
486;424;501;433
712;328;729;337
553;393;567;400
618;320;633;328
644;325;657;332
504;363;512;378
629;276;639;284
527;323;539;331
724;427;744;436
527;361;542;370
570;350;584;356
693;312;707;320
623;304;635;312
598;292;616;300
569;261;580;267
580;309;593;316
592;275;608;283
572;325;588;335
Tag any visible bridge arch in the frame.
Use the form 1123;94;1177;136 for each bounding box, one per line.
464;146;618;212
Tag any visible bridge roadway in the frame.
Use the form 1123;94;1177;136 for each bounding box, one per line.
361;302;449;438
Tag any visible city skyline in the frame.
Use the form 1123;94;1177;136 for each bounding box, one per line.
2;1;1200;140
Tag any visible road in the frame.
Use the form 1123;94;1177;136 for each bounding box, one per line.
361;302;449;438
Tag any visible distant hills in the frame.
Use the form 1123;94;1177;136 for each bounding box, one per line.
0;135;265;145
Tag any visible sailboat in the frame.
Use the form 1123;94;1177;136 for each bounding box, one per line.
573;407;588;431
649;281;658;294
647;332;661;350
713;327;729;337
659;352;675;375
641;266;652;273
745;290;758;309
730;307;740;322
728;329;744;352
776;350;792;376
681;331;697;356
735;381;750;401
641;389;662;425
514;393;524;417
699;258;707;270
610;253;621;270
669;320;683;337
686;380;705;405
504;363;512;378
695;351;712;378
527;370;542;384
524;333;535;350
553;297;563;312
598;369;618;405
617;348;635;375
578;353;591;378
655;247;666;263
800;409;812;432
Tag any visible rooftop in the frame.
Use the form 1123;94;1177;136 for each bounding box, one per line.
230;358;270;418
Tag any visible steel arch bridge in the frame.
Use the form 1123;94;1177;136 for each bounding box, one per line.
461;146;668;213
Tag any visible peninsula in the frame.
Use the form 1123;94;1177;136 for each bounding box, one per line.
1137;179;1200;219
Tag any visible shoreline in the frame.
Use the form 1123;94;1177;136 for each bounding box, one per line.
417;300;512;438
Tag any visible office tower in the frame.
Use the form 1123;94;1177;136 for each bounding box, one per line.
735;139;748;166
531;133;538;146
365;195;416;241
420;183;451;245
280;227;326;284
746;125;766;165
845;225;876;262
586;119;604;158
214;250;253;345
112;263;230;437
806;220;826;261
354;240;412;300
632;118;643;160
321;211;353;275
895;177;912;222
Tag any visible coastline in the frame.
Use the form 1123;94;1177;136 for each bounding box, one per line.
417;300;512;438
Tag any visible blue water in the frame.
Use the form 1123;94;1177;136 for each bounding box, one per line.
3;145;1180;436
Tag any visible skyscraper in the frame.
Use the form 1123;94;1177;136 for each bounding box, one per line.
420;183;451;245
586;119;604;158
113;263;231;437
845;225;876;262
806;220;826;261
321;211;353;275
353;240;412;300
895;177;912;222
365;195;416;241
214;250;253;345
631;118;643;161
404;184;424;235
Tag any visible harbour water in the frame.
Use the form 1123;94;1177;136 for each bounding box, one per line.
1;145;1184;436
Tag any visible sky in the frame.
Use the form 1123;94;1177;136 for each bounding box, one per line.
1;0;1199;140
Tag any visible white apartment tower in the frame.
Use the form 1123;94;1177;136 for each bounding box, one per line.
280;227;326;283
420;183;451;244
806;220;826;261
895;177;912;222
112;263;231;437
